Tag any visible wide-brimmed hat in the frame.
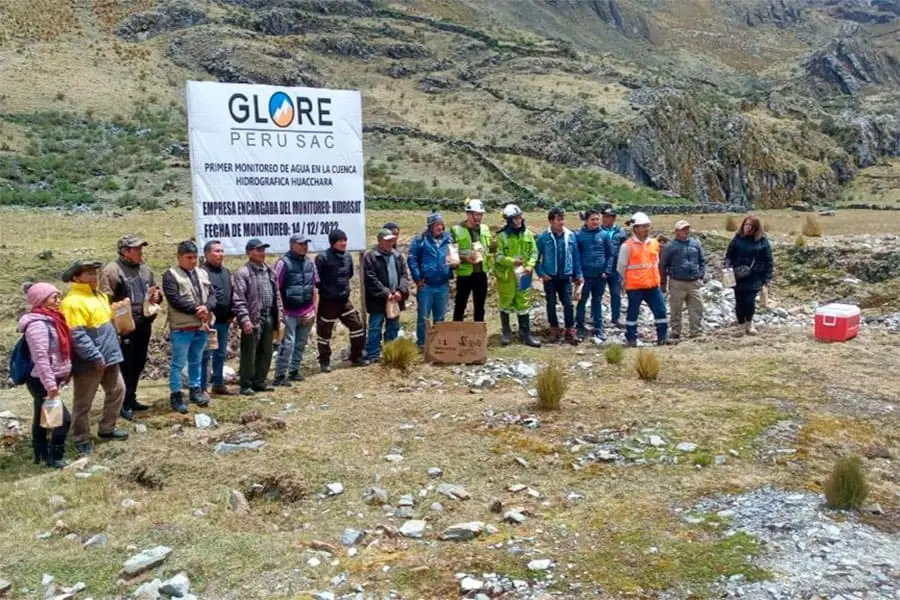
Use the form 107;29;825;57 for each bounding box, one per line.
61;259;103;282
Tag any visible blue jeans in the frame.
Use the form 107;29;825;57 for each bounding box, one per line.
607;271;622;322
416;283;449;347
366;312;400;360
171;329;208;393
576;276;607;335
275;315;312;378
543;278;574;328
625;288;668;343
201;321;230;390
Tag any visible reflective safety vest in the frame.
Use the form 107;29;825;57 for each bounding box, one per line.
452;223;492;276
623;237;661;291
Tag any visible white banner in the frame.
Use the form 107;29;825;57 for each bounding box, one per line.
186;81;365;254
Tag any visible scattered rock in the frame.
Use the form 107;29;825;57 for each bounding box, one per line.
325;482;344;496
309;540;338;555
312;592;335;600
384;453;404;463
863;503;885;515
133;578;162;600
648;435;665;447
83;533;108;549
134;423;148;434
503;509;527;525
427;467;443;478
528;558;552;571
341;529;365;547
490;499;503;513
676;442;698;453
863;445;892;459
514;456;530;468
398;494;415;507
363;487;389;506
430;502;443;512
439;522;485;541
214;440;265;455
394;506;415;519
228;490;250;514
307;557;321;568
48;495;67;511
399;520;427;539
121;498;137;509
437;483;471;500
159;572;190;598
194;414;214;429
42;573;54;586
0;579;10;594
122;546;173;577
460;576;484;592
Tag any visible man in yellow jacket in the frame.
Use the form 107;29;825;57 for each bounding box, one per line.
60;260;129;456
616;212;669;347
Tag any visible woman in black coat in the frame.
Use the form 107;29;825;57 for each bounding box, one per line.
725;215;773;335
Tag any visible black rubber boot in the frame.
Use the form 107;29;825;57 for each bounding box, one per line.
518;314;541;348
500;312;512;346
47;443;66;469
33;436;48;465
170;391;188;414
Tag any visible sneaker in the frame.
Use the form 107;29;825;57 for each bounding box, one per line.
253;385;276;392
189;387;210;406
592;334;606;345
74;441;93;456
98;429;130;441
272;376;292;387
119;408;135;422
746;324;759;336
133;402;151;412
564;328;580;345
211;385;234;396
547;327;562;343
240;387;256;396
320;363;332;373
288;371;305;382
665;338;680;346
351;358;371;367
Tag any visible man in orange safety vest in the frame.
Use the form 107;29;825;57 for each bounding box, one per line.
616;212;668;346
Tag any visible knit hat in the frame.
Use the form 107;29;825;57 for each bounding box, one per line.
23;282;60;308
329;229;348;245
427;212;444;228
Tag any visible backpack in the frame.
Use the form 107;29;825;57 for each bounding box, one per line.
9;321;50;386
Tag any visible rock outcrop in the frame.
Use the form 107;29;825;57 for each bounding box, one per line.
744;0;803;27
806;39;900;96
116;0;208;42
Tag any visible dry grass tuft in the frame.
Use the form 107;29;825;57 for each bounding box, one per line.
605;343;625;365
635;349;660;381
794;234;807;248
536;359;567;410
725;215;740;232
381;337;419;372
126;464;166;490
802;214;823;237
824;455;869;510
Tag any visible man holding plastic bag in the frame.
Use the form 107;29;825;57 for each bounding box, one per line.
494;204;541;348
364;229;410;362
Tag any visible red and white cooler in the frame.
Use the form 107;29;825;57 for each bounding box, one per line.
814;303;860;342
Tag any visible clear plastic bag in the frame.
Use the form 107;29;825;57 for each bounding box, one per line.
722;267;737;288
386;298;400;319
41;398;63;429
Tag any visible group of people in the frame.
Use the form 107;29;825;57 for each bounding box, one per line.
15;202;773;469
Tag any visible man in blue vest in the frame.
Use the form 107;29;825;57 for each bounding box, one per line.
536;207;583;344
273;234;318;385
601;208;628;328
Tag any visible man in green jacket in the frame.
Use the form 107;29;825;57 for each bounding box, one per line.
451;198;494;322
494;204;541;348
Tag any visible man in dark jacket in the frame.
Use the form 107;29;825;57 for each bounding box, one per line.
600;209;628;328
200;240;233;396
232;239;284;395
315;229;368;372
659;220;706;341
364;229;410;362
273;234;318;386
163;241;215;413
575;209;614;343
99;235;162;421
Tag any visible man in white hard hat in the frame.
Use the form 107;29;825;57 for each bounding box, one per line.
616;212;668;346
451;198;494;323
494;204;541;347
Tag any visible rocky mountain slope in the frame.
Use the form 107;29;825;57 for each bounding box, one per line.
0;0;898;210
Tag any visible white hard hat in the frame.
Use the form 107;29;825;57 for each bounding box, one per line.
631;212;651;226
465;198;485;213
502;204;522;218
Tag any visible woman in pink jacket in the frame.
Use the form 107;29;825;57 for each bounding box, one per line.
17;282;73;468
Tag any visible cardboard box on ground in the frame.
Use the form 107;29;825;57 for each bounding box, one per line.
424;321;488;365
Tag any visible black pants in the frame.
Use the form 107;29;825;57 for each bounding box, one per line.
735;288;760;324
27;377;72;459
453;272;488;322
120;318;153;410
317;297;365;364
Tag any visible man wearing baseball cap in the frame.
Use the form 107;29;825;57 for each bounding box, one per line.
600;208;628;328
450;198;494;323
99;234;162;421
61;260;129;455
363;229;410;361
382;222;400;250
272;233;318;385
659;220;706;341
232;239;284;394
616;212;668;346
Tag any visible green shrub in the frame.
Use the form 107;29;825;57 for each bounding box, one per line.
824;455;869;510
536;359;567;410
802;214;823;237
635;349;660;381
725;215;740;232
605;343;625;365
381;338;419;373
794;234;806;248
